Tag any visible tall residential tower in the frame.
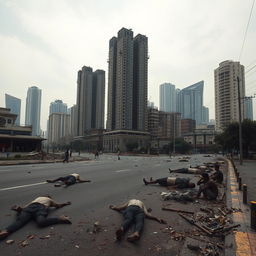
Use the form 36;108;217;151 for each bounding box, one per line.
106;28;148;131
214;60;245;130
76;66;105;136
159;83;176;112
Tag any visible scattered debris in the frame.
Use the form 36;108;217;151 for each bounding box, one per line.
39;235;51;239
162;207;194;214
161;191;195;202
93;221;102;233
75;245;79;249
179;213;213;236
20;240;29;247
6;239;15;245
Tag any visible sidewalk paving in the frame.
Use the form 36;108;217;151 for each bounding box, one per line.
234;160;256;203
226;159;256;256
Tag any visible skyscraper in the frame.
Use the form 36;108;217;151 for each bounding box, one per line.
92;70;105;129
159;83;176;112
179;81;204;125
5;94;21;125
49;100;68;114
107;28;148;131
76;66;105;136
202;106;209;124
70;104;77;136
214;60;245;130
25;86;41;136
244;97;253;120
48;113;71;144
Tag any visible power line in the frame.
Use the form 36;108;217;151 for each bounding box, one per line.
245;64;256;73
246;59;256;69
239;0;255;61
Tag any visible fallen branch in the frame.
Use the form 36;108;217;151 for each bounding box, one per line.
162;207;194;214
179;213;213;236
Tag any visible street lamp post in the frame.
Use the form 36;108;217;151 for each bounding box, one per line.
237;76;243;165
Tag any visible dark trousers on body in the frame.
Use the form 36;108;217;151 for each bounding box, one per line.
122;205;145;234
6;203;64;233
171;168;188;173
52;175;76;186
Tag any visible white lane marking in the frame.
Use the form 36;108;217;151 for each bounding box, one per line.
115;169;131;173
0;182;47;191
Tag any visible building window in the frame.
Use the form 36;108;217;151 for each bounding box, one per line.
7;119;12;124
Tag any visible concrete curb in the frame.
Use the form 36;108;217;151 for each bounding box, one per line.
0;159;91;166
225;159;256;256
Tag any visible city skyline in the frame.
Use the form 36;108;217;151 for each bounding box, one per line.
0;1;256;130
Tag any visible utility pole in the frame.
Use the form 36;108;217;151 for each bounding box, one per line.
237;76;243;165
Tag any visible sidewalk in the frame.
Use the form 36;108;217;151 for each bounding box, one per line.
234;160;256;203
226;159;256;256
0;156;91;166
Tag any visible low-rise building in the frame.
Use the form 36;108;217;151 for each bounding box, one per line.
0;107;44;152
103;130;150;153
183;126;218;153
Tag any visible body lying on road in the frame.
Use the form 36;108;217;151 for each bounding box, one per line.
0;196;71;240
143;177;195;189
109;199;166;242
169;167;208;174
46;173;91;187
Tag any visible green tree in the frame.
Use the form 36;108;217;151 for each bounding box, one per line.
215;119;256;158
170;138;193;154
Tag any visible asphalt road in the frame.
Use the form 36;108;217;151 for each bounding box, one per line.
0;154;220;256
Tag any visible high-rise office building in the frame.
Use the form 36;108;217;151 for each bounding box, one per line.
76;66;105;136
244;97;253;120
176;88;181;113
158;111;181;139
5;94;21;125
70;105;77;136
49;100;67;114
179;81;204;125
202;106;209;124
106;27;148;131
147;105;159;137
25;86;41;136
159;83;176;112
48;113;71;144
214;60;245;130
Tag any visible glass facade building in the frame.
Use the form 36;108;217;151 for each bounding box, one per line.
5;94;21;125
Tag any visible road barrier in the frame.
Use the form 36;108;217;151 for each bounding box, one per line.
250;201;256;230
243;184;247;204
238;177;242;190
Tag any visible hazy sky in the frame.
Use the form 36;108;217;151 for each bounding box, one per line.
0;0;256;131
